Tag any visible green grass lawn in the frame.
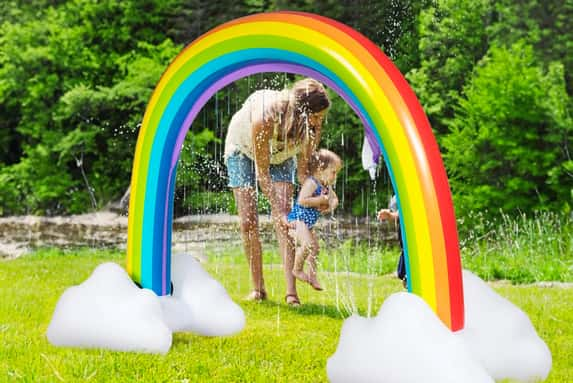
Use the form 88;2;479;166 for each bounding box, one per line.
1;248;572;382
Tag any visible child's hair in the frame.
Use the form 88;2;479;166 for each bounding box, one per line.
308;149;342;175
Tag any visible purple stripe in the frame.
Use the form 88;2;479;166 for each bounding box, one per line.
161;63;383;290
172;63;381;166
162;165;176;295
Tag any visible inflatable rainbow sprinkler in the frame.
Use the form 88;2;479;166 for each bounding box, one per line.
126;11;465;331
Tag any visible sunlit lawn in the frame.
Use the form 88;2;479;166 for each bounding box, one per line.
1;248;572;382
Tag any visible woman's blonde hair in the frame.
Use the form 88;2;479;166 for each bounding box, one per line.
282;78;330;143
308;149;342;175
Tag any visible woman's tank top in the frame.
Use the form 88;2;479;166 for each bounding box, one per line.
224;89;302;164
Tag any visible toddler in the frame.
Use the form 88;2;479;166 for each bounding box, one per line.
287;149;342;290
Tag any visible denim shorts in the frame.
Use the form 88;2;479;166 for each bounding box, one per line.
225;151;296;188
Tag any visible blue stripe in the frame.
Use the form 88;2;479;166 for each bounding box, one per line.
141;46;403;295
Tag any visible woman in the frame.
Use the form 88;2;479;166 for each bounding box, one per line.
224;78;331;306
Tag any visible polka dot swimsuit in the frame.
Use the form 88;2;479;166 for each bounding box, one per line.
287;177;324;229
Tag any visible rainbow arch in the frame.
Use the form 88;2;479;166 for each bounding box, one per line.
126;11;464;331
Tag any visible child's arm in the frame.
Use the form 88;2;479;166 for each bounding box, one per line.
297;179;329;208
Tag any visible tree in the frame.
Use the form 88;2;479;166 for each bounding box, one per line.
0;1;180;215
406;0;492;135
490;0;573;94
443;42;572;214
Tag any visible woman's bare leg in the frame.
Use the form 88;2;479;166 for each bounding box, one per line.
233;187;265;298
271;182;298;301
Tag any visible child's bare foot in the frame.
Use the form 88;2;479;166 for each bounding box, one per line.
292;270;309;283
308;277;323;291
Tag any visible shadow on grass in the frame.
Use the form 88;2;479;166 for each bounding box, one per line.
243;299;348;320
169;301;348;348
286;302;349;319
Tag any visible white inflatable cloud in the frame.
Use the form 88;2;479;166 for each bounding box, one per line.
327;270;551;383
327;292;493;383
459;270;552;382
47;254;245;353
47;262;172;353
160;255;245;335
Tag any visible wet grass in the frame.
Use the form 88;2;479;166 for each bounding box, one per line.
207;239;400;278
1;248;572;382
459;211;573;283
207;211;573;284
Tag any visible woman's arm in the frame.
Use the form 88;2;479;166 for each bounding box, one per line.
252;119;280;212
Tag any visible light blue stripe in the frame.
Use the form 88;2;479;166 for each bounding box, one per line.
140;47;406;293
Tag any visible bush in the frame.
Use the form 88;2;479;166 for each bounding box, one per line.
443;41;573;215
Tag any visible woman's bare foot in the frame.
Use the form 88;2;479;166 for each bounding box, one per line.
292;270;309;283
285;294;301;307
245;289;267;302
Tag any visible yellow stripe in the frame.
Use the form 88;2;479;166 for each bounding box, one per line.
132;19;437;309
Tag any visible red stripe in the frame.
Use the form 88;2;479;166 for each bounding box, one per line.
280;11;465;330
201;11;465;330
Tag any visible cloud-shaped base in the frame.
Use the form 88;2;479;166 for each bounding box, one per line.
47;254;245;354
327;270;551;383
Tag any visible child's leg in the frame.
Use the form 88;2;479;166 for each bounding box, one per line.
306;232;323;291
291;221;313;282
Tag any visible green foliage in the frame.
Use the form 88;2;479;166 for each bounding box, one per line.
0;151;86;215
489;0;573;93
406;0;491;133
1;0;572;220
177;191;238;215
0;1;180;215
443;42;573;214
